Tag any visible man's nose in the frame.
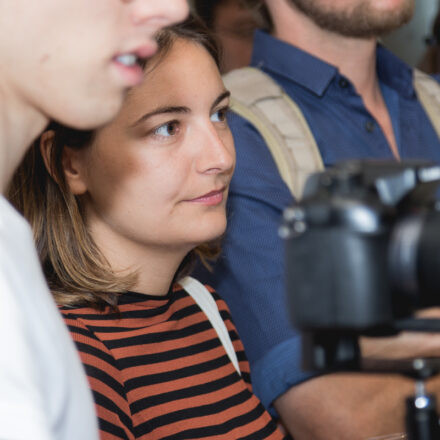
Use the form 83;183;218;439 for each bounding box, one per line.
130;0;189;27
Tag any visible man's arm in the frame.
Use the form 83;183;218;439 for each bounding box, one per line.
275;371;415;440
275;317;440;440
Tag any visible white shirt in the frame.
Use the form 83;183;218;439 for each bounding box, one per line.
0;196;98;439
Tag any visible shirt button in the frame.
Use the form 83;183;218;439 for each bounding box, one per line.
338;78;348;88
365;120;375;132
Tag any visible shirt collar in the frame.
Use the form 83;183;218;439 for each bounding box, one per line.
376;44;415;99
250;30;338;97
250;30;415;99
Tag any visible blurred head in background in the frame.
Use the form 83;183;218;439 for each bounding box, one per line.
419;6;440;74
193;0;271;72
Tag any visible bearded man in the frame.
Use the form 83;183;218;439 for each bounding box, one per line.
196;1;440;438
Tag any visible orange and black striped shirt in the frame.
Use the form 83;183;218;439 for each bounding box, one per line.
60;284;287;439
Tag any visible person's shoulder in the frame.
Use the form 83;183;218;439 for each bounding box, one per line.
412;67;440;83
58;304;106;340
0;196;57;316
0;196;42;284
59;305;92;332
0;195;23;224
0;196;33;251
177;278;228;311
227;106;256;133
430;73;440;84
59;304;117;360
59;304;106;329
203;284;232;315
412;69;440;99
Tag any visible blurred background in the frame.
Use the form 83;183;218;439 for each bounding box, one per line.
383;0;440;69
190;0;440;74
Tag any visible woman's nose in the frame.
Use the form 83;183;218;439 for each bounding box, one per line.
197;126;235;175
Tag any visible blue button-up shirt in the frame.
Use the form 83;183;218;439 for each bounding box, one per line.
197;30;440;414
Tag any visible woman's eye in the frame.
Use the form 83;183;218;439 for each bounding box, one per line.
211;107;229;123
153;121;179;137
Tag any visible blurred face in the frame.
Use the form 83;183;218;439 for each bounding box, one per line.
213;0;258;73
0;0;189;129
69;39;235;257
287;0;414;37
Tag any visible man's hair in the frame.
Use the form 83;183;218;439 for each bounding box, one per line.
8;17;221;311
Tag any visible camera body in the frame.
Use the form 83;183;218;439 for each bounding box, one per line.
282;159;440;439
282;160;440;339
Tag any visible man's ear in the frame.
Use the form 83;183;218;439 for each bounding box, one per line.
39;131;88;195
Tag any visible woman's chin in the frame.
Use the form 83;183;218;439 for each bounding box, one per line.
188;221;227;247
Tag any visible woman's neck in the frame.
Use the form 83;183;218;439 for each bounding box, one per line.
89;219;190;296
0;81;48;193
133;250;186;295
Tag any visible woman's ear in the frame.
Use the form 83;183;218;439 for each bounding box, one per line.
39;131;88;195
39;130;56;178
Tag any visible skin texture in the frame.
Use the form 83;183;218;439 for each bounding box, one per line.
287;0;414;38
61;39;235;295
0;0;189;130
0;0;189;191
258;1;440;438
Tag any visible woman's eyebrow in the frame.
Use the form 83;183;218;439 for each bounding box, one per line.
211;91;231;111
131;106;190;127
131;91;231;128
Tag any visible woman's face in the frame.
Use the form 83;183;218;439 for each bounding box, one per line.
0;0;188;129
69;38;235;257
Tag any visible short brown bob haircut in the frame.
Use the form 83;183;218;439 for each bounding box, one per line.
8;17;221;311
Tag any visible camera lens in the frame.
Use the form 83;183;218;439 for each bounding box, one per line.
390;212;440;309
416;211;440;307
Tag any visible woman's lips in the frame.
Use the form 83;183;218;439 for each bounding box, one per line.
186;188;225;206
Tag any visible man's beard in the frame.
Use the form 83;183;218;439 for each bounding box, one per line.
288;0;414;38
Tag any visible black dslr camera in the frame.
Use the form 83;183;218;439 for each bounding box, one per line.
281;160;440;439
282;160;440;365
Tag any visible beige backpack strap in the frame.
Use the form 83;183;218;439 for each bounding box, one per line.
414;69;440;140
223;67;324;199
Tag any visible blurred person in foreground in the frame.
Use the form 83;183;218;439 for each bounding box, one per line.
0;1;188;438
